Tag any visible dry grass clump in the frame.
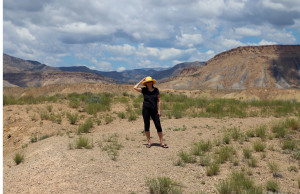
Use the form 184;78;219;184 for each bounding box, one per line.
99;133;123;161
145;176;182;194
216;171;263;193
266;180;280;192
77;118;93;134
14;152;25;165
75;136;93;149
67;112;78;125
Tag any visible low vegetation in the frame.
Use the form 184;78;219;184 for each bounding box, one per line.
146;176;182;194
216;171;263;193
75;136;93;149
99;133;123;161
13;152;24;165
4;92;300;119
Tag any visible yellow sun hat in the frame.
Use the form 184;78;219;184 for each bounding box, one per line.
143;76;157;86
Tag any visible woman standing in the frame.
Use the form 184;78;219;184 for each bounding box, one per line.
133;76;168;148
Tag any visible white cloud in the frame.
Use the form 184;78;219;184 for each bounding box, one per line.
176;33;203;48
91;59;113;71
100;44;136;56
117;67;126;72
235;27;261;36
258;39;277;45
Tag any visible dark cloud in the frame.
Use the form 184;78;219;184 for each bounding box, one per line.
219;1;300;27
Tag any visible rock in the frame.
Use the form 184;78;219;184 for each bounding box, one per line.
273;172;283;178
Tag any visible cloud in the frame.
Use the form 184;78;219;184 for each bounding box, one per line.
235;27;261;37
117;67;126;72
258;39;277;45
100;44;136;56
91;59;113;71
3;0;300;71
176;33;204;48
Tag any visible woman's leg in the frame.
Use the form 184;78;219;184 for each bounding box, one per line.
151;111;167;147
142;107;151;146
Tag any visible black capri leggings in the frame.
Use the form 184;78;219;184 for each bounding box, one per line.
142;106;162;132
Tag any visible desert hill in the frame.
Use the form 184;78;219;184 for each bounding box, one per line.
161;45;300;90
3;54;115;87
3;54;204;86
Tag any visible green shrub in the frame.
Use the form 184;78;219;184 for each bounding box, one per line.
271;122;287;138
243;147;252;159
288;166;298;172
146;176;182;194
223;133;231;144
77;118;93;134
252;140;266;152
282;139;297;150
68;98;80;108
31;134;38;143
85;94;111;114
199;154;211;166
172;109;183;119
255;125;267;139
292;150;300;160
118;112;126;119
128;112;137;121
215;146;235;164
246;129;255;138
39;134;51;141
266;180;279;192
191;140;212;156
105;115;114;124
76;136;93;149
247;157;258;168
178;151;196;163
285;118;300;130
46;105;53;112
101;133;123;161
267;161;279;173
230;127;242;141
14;152;24;165
173;158;185;167
216;171;263;193
206;161;220;176
67;113;78;125
39;111;50;120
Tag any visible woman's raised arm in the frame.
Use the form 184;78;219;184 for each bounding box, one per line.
133;77;145;93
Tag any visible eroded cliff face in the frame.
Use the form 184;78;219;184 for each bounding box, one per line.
3;72;115;87
163;45;300;90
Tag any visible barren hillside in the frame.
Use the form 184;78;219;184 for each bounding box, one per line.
161;45;300;90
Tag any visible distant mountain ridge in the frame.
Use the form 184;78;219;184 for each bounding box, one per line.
3;53;204;87
5;45;299;89
3;54;115;87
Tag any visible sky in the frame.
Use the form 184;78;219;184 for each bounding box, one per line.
3;0;300;72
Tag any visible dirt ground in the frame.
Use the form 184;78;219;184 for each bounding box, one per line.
3;103;300;194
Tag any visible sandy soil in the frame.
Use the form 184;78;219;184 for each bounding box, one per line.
3;99;300;193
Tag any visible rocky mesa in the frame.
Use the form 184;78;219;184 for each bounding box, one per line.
162;45;300;90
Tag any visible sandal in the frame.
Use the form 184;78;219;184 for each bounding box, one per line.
146;144;151;148
161;144;168;148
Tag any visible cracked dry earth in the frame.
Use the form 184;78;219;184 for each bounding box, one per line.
3;103;300;193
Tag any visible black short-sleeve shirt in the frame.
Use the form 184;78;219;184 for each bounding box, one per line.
142;87;159;110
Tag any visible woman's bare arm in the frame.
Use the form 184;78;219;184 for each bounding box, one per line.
158;94;162;117
133;77;145;93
